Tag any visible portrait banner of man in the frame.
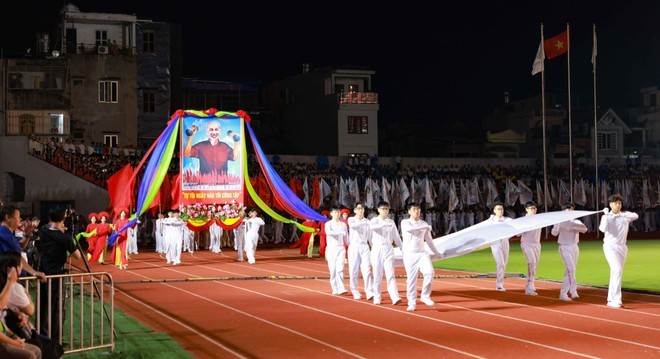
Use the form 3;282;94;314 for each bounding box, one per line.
181;114;244;205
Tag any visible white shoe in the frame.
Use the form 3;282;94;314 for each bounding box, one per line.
496;287;506;292
525;290;538;296
373;299;381;305
570;292;580;299
392;298;403;306
421;298;435;307
607;302;622;308
559;295;572;302
337;290;348;296
406;305;416;312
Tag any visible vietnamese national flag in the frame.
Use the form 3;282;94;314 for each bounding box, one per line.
544;31;568;59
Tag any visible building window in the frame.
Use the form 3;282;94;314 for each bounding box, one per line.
104;134;118;147
142;90;156;112
650;93;657;107
335;84;345;94
19;114;34;135
50;114;64;135
99;81;119;103
143;30;155;52
348;84;359;93
95;30;108;45
597;132;617;150
348;116;368;134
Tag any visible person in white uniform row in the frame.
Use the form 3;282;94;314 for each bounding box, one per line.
234;221;246;262
127;219;139;255
155;212;165;254
324;207;350;295
400;203;443;312
244;208;265;264
598;194;638;308
347;202;374;300
162;211;185;265
489;202;512;291
208;221;223;253
516;201;542;296
369;201;403;306
551;202;587;301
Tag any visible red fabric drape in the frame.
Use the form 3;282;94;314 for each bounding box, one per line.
185;218;244;232
149;173;171;215
257;174;272;207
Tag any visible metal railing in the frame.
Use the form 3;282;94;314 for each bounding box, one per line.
21;271;115;355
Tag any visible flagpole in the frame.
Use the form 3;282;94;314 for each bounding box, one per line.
541;24;548;215
593;23;599;237
567;23;573;202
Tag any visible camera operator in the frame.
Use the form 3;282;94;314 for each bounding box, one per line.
37;208;81;342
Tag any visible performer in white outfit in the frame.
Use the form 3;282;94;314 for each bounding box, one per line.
155;212;165;254
347;203;373;300
324;207;350;295
273;220;286;244
127;217;139;255
598;194;638;308
234;221;246;261
516;201;542;296
400;203;442;312
182;224;195;253
551;202;587;301
162;211;185;265
489;202;512;291
244;208;265;264
209;221;223;253
369;201;404;306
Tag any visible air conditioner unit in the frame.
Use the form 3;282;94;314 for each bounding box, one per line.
97;45;109;55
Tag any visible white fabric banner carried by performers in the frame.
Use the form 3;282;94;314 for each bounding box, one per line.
393;210;598;266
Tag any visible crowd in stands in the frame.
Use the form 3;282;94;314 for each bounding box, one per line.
25;135;660;239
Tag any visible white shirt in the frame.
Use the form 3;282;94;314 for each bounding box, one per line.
400;218;440;255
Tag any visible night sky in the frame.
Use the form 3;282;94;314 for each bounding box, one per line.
3;1;659;127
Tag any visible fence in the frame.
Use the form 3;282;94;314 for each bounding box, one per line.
21;271;115;355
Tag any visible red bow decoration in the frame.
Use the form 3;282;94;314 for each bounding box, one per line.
236;110;251;123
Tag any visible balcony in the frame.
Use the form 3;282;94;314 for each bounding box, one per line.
338;92;379;104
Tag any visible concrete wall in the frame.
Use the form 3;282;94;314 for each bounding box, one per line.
0;136;109;217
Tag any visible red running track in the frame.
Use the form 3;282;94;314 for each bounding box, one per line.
72;247;660;358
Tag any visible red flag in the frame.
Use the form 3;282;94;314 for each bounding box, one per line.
106;163;134;213
310;177;321;209
170;173;181;210
289;177;304;200
544;31;568;59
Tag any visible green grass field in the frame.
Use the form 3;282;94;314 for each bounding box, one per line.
436;239;660;294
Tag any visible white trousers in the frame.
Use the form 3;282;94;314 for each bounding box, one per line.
558;243;579;296
370;245;400;303
521;242;540;291
326;245;347;294
403;252;435;306
603;243;627;305
348;243;373;298
491;239;510;289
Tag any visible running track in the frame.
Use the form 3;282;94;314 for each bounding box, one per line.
72;247;660;358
